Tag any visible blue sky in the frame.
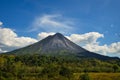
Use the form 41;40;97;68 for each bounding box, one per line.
0;0;120;57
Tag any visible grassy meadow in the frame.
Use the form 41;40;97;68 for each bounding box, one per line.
74;73;120;80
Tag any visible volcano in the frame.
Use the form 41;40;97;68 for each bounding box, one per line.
7;33;119;60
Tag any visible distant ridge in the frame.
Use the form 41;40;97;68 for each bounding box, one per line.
6;33;119;60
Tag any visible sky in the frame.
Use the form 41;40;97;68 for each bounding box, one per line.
0;0;120;57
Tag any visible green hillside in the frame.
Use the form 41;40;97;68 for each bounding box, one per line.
0;54;120;80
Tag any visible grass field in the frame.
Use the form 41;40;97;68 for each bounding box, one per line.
74;73;120;80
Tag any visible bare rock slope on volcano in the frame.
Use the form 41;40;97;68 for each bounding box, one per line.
8;33;118;60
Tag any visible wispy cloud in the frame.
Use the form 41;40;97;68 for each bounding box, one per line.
30;14;74;34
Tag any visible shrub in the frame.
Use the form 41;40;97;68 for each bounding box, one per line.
59;66;72;78
80;73;91;80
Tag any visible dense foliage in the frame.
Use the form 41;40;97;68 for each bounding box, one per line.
0;54;120;80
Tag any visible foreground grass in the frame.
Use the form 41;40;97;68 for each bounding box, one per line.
90;73;120;80
74;73;120;80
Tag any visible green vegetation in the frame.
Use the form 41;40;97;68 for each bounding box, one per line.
79;73;91;80
0;54;120;80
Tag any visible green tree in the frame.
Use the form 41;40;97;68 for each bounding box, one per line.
0;57;7;69
59;66;72;78
112;64;119;72
80;73;91;80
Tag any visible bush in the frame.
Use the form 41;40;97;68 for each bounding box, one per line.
80;73;91;80
112;64;119;72
59;66;72;78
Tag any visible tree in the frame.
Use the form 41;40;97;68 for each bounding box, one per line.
80;73;91;80
59;66;72;78
112;64;119;72
0;57;7;69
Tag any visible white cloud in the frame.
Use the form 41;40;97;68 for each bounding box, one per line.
38;32;55;40
37;32;120;57
108;42;120;54
0;21;3;26
65;32;120;56
83;42;120;56
66;32;104;45
65;32;107;55
0;48;7;53
0;27;37;53
0;23;120;57
83;44;108;55
30;14;74;33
